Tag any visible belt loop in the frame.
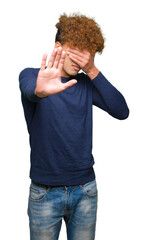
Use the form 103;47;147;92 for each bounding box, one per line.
47;186;51;192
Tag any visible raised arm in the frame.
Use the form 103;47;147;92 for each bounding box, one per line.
67;47;129;120
19;47;77;102
90;71;129;120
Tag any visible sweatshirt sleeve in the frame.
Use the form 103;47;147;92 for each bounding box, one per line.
91;71;129;120
19;68;42;102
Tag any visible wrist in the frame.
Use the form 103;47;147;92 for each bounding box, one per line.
34;87;48;98
87;66;100;80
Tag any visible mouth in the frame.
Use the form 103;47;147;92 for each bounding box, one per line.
72;65;81;71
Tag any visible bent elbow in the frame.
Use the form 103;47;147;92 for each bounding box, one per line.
120;107;130;120
109;97;130;120
116;106;130;120
108;106;130;120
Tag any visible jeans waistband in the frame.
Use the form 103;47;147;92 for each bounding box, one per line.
31;180;84;189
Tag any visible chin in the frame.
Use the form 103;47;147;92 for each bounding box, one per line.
63;67;80;77
69;70;80;77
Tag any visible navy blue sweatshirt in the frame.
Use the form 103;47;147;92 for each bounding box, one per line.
19;68;129;186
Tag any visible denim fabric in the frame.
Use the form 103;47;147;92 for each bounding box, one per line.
27;179;98;240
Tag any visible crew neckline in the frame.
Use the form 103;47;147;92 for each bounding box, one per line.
61;73;80;80
61;75;79;83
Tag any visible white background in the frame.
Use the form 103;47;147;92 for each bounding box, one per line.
0;0;148;239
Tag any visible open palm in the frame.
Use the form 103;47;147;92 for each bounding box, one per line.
35;47;77;98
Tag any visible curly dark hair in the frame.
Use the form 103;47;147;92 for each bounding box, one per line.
55;13;105;55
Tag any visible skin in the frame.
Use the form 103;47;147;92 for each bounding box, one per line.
66;46;100;80
55;42;81;78
35;42;100;98
56;41;100;79
35;47;77;98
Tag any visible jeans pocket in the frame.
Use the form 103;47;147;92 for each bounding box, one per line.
29;182;49;202
82;179;98;197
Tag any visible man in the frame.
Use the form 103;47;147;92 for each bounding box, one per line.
19;13;129;240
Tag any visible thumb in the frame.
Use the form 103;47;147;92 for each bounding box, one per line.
63;79;77;90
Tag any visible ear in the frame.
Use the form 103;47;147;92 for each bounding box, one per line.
55;41;62;48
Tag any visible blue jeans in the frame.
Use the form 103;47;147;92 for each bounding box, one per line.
27;179;98;240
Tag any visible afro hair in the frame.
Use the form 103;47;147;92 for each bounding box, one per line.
55;13;105;55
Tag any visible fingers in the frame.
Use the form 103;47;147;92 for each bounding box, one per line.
68;52;82;66
68;52;82;63
67;48;85;58
53;47;62;68
67;48;91;64
58;51;66;71
47;47;66;70
62;79;77;90
40;53;48;71
47;48;58;68
67;49;84;66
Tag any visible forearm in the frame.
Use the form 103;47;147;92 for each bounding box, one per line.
91;71;129;120
87;66;100;80
19;68;41;102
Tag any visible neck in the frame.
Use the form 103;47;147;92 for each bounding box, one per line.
61;69;71;78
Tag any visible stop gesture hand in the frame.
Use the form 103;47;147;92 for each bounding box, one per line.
35;47;77;97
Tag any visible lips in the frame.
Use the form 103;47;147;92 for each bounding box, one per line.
72;65;81;71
